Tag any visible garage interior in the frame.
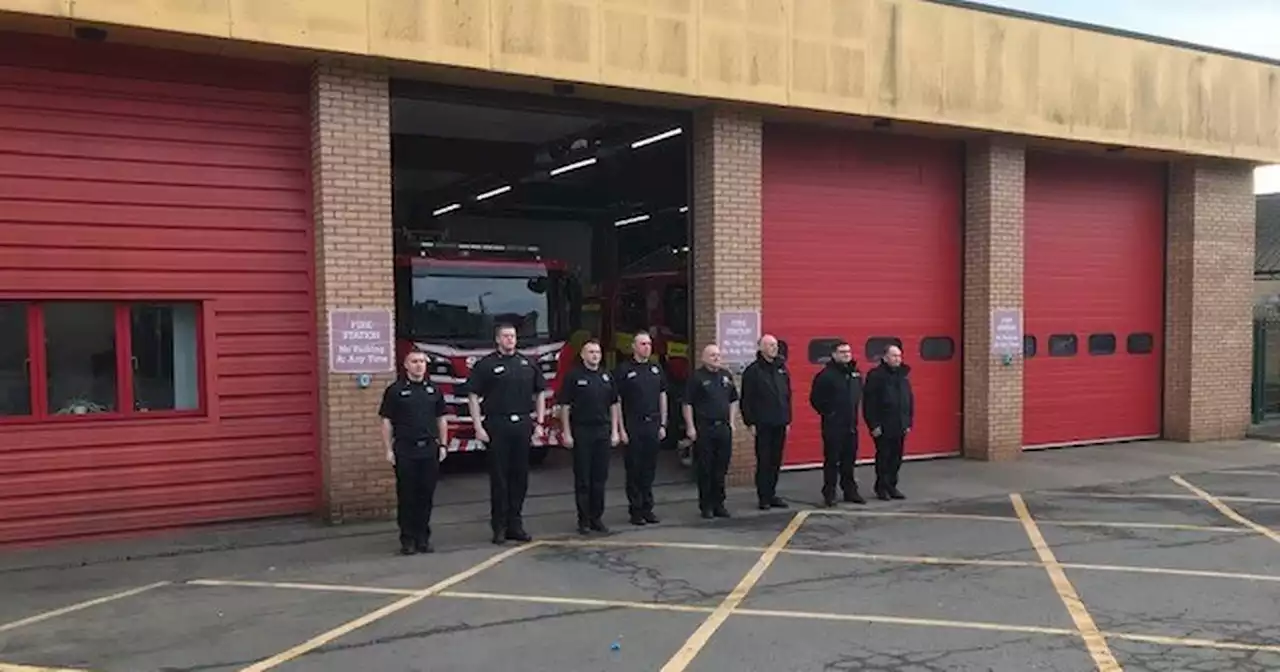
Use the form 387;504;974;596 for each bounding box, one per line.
388;82;693;486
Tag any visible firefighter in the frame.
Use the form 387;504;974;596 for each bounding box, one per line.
740;334;792;510
615;331;668;526
683;343;739;519
378;348;449;555
467;323;548;544
558;339;621;534
862;344;915;500
808;341;865;507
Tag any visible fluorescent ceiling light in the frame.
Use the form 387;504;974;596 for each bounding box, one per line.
631;128;683;149
679;206;689;213
549;157;597;177
614;214;651;227
475;185;512;201
432;203;462;216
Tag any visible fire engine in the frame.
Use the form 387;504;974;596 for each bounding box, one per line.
606;247;693;458
394;238;581;465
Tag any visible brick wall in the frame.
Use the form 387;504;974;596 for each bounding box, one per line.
311;62;396;522
691;108;762;485
1164;160;1256;441
962;140;1026;461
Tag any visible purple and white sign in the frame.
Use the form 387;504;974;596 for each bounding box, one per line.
329;309;394;374
990;308;1023;356
717;309;761;368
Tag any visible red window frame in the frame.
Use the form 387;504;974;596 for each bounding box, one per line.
1;300;207;425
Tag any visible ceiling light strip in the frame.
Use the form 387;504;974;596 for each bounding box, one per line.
631;127;684;149
432;203;462;216
549;157;598;177
475;185;512;201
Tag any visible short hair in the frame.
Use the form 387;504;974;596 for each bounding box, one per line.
883;343;901;356
832;341;851;353
633;330;653;341
404;347;428;360
580;338;601;349
494;323;517;336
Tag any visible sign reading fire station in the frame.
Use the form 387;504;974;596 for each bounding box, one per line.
717;309;761;370
990;308;1023;356
329;309;394;374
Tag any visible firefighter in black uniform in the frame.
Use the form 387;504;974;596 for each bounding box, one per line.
467;323;547;544
615;331;668;526
558;339;621;535
683;343;740;519
378;348;449;555
740;334;792;510
808;340;865;507
862;344;915;500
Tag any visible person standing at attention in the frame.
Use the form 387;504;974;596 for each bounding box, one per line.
614;331;668;526
683;344;739;519
862;344;914;500
378;348;449;555
808;341;865;507
558;339;621;535
740;334;792;510
467;324;547;544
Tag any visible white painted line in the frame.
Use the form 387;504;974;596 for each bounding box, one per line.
0;582;169;634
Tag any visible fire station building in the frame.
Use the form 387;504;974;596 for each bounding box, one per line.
0;1;1272;547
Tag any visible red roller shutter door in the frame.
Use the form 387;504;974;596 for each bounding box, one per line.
0;34;318;546
1024;153;1165;448
762;125;963;467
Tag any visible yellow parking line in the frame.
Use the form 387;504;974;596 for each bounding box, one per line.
1172;475;1280;546
808;508;1249;533
1037;492;1280;506
236;542;538;672
1210;469;1280;477
0;582;169;634
188;579;416;596
0;664;92;672
433;589;1280;655
440;591;716;614
658;511;809;672
1011;494;1121;671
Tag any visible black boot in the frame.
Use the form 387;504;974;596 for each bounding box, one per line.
888;486;906;500
713;506;731;518
642;511;660;524
589;519;610;534
506;528;533;543
769;498;789;509
491;530;506;545
843;490;866;505
629;512;647;526
577;520;591;535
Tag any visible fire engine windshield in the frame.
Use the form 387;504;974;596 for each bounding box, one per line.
409;263;557;343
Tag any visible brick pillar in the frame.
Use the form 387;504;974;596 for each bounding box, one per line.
962;139;1025;461
691;108;762;486
311;62;396;522
1164;160;1256;442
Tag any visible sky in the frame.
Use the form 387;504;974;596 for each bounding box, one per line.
975;0;1280;194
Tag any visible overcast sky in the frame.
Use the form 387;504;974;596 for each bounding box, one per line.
976;0;1280;194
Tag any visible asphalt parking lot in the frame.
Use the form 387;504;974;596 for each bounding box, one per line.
1;465;1278;672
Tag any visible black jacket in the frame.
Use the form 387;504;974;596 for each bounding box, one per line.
862;361;914;437
740;353;792;427
808;359;863;429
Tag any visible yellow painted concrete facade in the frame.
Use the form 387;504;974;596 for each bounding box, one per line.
3;0;1278;162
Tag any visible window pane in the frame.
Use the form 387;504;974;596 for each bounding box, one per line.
1048;334;1078;357
1024;335;1037;358
45;302;117;414
0;302;31;416
807;338;844;364
865;337;903;363
1127;333;1154;354
1087;333;1117;356
131;304;200;412
920;336;955;361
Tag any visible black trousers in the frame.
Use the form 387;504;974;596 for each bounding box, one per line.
753;424;787;503
694;421;732;512
394;451;439;546
873;433;906;491
624;418;661;516
821;424;858;498
571;423;611;523
484;417;532;533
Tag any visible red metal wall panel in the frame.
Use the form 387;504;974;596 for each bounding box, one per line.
1024;152;1166;448
762;125;963;467
0;33;317;546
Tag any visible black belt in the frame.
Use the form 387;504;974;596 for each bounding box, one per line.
626;414;660;423
395;438;439;448
697;419;729;427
